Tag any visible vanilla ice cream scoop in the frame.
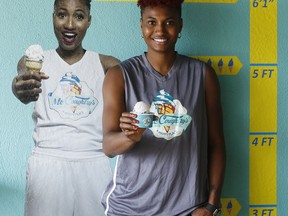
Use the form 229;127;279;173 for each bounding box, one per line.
25;45;44;73
133;101;150;114
132;101;154;128
25;44;44;61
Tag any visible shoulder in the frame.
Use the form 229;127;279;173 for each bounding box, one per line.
43;49;55;56
42;49;57;62
120;55;145;69
99;54;120;74
204;63;220;94
205;62;217;80
105;64;123;80
178;54;218;88
105;55;144;77
103;64;125;93
177;54;208;77
178;54;206;67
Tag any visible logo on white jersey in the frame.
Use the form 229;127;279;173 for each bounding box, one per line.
48;72;98;120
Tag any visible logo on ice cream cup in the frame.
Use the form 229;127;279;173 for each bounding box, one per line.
134;114;154;128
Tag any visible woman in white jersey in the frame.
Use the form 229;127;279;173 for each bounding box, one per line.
101;0;225;215
12;0;119;215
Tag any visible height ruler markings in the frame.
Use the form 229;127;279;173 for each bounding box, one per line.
250;0;277;216
193;56;243;75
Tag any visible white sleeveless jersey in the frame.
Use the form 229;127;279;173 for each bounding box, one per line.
32;50;105;157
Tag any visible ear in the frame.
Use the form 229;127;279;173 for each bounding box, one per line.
88;15;92;28
179;18;183;33
52;13;56;25
140;18;143;29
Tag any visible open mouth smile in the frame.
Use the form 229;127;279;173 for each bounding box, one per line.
62;32;77;44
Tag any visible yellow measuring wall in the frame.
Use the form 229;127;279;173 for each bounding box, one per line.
194;56;242;75
250;0;277;215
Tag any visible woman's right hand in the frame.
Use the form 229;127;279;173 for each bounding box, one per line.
120;112;146;142
13;71;49;104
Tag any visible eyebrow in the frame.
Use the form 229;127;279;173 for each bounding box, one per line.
55;8;87;14
145;16;176;20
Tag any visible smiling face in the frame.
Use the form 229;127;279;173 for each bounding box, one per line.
140;6;182;55
53;0;91;55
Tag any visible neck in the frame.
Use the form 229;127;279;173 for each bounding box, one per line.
56;47;86;65
146;51;177;76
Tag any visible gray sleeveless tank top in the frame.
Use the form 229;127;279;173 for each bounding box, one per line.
102;53;209;216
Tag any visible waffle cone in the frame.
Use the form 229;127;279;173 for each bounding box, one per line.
25;59;43;73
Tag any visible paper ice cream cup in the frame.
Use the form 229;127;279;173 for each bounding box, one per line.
134;113;154;128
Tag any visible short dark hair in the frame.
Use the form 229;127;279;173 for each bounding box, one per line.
54;0;91;11
137;0;184;17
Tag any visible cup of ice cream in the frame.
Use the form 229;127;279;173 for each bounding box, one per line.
132;101;154;128
135;113;154;128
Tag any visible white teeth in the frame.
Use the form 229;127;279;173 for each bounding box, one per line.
154;38;167;42
64;33;76;37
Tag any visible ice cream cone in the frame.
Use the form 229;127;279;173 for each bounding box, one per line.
25;44;44;73
163;103;175;132
25;59;43;73
152;90;177;133
218;58;224;73
71;106;77;113
156;103;175;132
71;84;81;113
59;72;82;114
229;66;233;73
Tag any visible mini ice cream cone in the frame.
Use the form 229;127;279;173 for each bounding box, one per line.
71;106;77;113
163;103;175;132
71;84;81;113
218;59;224;73
25;59;43;73
152;90;177;133
60;72;82;114
25;44;44;73
156;103;175;132
229;66;233;73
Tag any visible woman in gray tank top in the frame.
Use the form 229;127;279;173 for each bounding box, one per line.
101;0;225;215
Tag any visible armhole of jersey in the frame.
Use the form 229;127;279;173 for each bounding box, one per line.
98;54;106;75
202;62;207;91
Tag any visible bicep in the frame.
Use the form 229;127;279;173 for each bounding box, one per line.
205;65;224;145
102;66;125;134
